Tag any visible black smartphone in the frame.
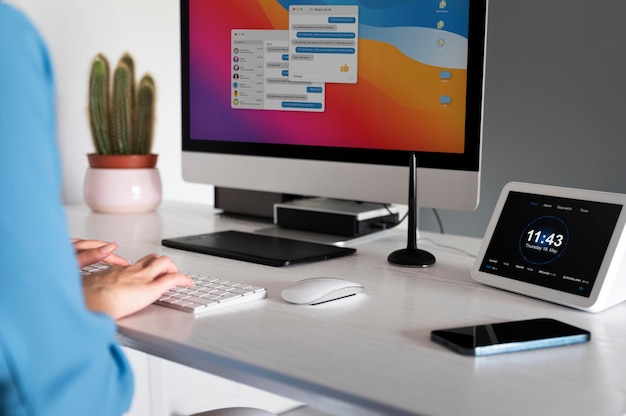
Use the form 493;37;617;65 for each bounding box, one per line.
430;318;590;356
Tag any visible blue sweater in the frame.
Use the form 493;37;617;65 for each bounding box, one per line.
0;5;133;415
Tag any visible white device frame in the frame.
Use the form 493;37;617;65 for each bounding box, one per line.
472;182;626;313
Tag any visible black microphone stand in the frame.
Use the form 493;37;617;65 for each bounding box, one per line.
387;153;436;267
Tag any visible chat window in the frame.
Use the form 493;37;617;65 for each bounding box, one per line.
231;30;325;112
288;5;359;84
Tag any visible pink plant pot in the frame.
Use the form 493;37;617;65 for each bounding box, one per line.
84;167;162;214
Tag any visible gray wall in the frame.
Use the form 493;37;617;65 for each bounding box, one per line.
420;0;626;238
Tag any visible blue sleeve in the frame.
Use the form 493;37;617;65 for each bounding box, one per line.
0;5;133;415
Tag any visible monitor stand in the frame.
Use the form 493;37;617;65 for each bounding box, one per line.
214;187;299;219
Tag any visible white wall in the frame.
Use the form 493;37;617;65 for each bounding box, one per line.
8;0;213;206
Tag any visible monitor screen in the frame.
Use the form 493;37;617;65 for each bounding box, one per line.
181;0;488;209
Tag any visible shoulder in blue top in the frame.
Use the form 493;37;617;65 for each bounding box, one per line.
0;4;133;415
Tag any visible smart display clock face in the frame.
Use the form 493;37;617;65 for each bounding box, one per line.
519;216;569;265
479;191;622;297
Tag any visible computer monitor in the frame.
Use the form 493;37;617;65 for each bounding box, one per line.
180;0;488;212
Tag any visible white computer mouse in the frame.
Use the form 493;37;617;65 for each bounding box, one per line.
281;277;364;305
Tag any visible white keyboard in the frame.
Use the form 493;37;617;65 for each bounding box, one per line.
81;262;267;314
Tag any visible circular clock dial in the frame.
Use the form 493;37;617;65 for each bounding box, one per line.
519;216;569;265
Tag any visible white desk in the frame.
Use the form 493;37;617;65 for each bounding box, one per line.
65;201;626;416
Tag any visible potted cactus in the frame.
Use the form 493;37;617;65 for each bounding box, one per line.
83;52;162;213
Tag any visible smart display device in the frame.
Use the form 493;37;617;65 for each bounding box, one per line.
180;0;489;216
472;182;626;312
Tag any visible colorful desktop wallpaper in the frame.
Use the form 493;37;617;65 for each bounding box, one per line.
188;0;470;153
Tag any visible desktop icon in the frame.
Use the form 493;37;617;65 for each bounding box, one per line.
440;70;451;80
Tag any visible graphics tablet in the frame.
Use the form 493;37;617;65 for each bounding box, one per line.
471;182;626;312
162;230;356;267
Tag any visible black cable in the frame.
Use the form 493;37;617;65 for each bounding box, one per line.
371;204;406;229
432;208;444;234
375;205;445;234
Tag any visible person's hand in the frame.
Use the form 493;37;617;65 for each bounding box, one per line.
82;254;194;320
72;238;130;268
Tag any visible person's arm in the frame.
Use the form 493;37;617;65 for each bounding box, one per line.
0;5;190;415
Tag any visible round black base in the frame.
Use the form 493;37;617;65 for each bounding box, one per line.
387;248;436;268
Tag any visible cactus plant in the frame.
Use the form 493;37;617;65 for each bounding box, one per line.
135;75;156;154
88;54;111;155
88;52;156;156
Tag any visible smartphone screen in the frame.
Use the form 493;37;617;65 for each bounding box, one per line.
430;318;590;356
